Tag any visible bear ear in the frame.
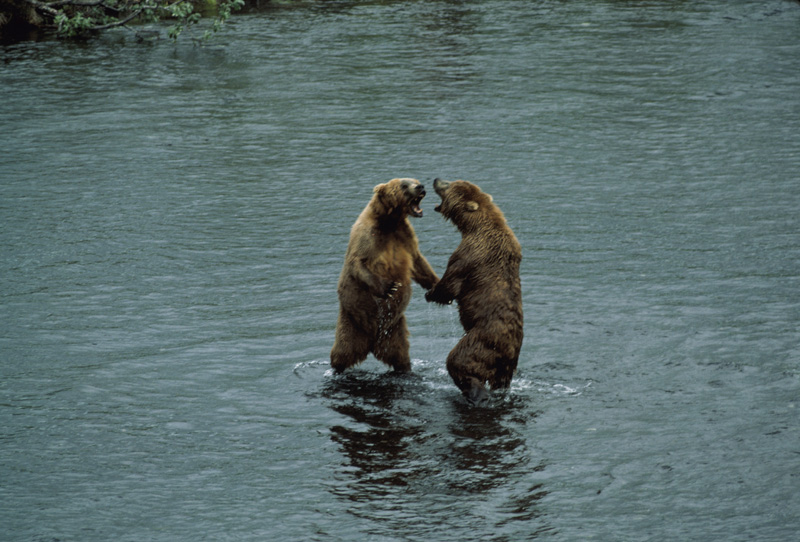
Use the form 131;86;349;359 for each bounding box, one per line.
466;201;480;212
487;194;494;203
372;182;395;214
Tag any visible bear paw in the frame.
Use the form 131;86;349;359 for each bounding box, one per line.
425;289;452;304
385;281;401;299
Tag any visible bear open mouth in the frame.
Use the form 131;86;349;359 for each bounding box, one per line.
410;193;424;218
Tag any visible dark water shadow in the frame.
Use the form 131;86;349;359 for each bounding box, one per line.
442;395;543;493
322;370;427;492
319;368;552;538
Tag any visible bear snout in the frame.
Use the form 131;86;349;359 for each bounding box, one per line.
433;178;450;195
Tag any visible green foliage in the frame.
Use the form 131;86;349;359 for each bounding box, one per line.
202;0;244;40
54;11;96;38
165;1;203;41
45;0;245;42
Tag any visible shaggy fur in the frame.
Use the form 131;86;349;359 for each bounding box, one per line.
425;179;523;404
331;178;438;373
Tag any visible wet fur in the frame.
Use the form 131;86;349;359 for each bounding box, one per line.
331;179;438;373
426;179;523;404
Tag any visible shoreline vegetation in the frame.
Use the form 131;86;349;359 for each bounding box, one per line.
0;0;245;42
4;0;800;43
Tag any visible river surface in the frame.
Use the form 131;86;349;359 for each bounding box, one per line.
2;1;799;540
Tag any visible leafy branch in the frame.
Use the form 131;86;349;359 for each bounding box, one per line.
18;0;244;41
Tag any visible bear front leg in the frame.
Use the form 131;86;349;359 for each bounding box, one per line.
425;277;456;305
412;251;439;291
425;256;466;305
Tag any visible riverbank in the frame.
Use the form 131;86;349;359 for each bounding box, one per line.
1;0;242;42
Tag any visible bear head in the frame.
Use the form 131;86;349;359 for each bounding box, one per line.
372;178;427;219
432;178;502;233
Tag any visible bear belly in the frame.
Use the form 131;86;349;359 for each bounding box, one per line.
373;241;413;283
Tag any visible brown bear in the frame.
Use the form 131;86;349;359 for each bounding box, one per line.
331;178;439;374
425;178;523;405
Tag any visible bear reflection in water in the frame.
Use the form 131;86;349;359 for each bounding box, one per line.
321;371;546;501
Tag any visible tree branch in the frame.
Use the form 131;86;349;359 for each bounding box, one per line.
89;7;141;30
25;0;60;18
42;0;108;7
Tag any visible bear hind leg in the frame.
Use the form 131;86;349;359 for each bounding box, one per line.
374;316;411;373
330;314;371;373
446;335;492;406
461;376;490;406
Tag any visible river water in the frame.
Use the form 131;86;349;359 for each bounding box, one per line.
2;1;799;540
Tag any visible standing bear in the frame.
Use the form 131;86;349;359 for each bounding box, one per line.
425;178;523;405
331;178;439;374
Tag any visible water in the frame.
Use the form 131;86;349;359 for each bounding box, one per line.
2;1;799;540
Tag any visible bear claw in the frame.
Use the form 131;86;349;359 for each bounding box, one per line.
386;281;401;298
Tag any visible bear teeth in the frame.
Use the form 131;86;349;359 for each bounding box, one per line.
410;196;424;217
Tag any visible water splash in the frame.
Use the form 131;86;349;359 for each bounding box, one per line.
293;359;331;379
512;377;592;396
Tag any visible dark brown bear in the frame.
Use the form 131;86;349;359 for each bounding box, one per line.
331;178;439;373
425;178;523;405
